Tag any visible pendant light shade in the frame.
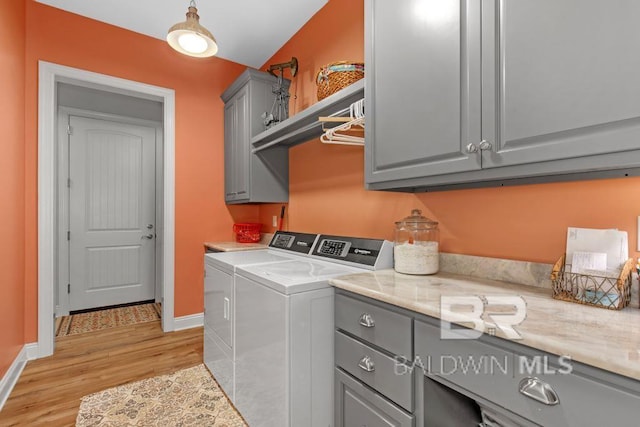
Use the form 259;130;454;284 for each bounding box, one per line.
167;1;218;58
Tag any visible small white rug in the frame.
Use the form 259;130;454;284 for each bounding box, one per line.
76;364;246;426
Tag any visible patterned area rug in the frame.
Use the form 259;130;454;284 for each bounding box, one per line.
56;303;161;337
76;365;246;427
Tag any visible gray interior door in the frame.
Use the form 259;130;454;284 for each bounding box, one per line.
365;0;482;184
68;115;156;311
481;0;640;168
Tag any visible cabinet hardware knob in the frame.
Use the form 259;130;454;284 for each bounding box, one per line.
466;143;479;153
358;356;375;372
518;377;560;406
479;140;493;150
358;313;375;328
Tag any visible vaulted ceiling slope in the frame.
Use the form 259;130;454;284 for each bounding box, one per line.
35;0;328;67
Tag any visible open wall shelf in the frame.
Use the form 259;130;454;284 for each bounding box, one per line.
251;79;364;153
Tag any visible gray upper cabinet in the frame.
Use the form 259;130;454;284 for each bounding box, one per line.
365;0;482;185
221;69;290;204
366;0;640;191
482;0;640;168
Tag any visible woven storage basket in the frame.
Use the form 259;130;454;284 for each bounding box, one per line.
550;254;633;310
316;61;364;101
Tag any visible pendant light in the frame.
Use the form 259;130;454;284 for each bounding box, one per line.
167;0;218;58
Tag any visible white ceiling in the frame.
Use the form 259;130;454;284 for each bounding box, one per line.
35;0;328;68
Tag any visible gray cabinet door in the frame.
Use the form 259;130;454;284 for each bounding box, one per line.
335;368;414;427
481;0;640;169
224;85;250;203
223;99;236;201
222;69;289;204
365;0;482;185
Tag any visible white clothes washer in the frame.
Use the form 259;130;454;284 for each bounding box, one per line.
232;233;393;427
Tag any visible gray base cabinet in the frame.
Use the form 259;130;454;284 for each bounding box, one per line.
334;293;415;426
415;318;640;427
335;368;414;427
221;69;289;204
365;0;640;191
336;290;640;426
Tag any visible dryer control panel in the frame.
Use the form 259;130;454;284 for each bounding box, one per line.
312;234;393;270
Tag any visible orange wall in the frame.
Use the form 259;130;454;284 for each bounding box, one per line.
0;0;26;378
258;0;367;232
260;0;640;264
23;1;257;341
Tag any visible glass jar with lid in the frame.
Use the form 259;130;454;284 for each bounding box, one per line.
394;209;440;275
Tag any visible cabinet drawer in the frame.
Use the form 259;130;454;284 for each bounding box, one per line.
415;320;640;426
513;356;640;427
336;331;413;412
335;367;414;427
336;293;412;357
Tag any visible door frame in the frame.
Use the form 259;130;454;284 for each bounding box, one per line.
38;61;176;358
56;108;163;316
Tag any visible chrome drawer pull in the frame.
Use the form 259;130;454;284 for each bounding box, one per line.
518;377;559;406
358;313;375;328
358;356;375;372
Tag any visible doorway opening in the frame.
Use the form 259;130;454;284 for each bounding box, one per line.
56;86;163;316
38;61;176;358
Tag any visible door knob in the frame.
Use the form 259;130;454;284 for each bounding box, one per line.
146;224;154;229
142;234;154;239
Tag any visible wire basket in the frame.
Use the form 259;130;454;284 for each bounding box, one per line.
233;223;262;243
316;61;364;101
551;254;633;310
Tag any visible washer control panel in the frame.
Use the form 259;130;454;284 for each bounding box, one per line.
269;231;318;255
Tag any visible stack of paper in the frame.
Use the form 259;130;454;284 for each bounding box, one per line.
565;227;629;305
566;227;628;277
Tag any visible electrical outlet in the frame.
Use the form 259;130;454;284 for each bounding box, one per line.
273;215;278;227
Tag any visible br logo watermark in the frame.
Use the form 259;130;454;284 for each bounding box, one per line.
440;295;526;340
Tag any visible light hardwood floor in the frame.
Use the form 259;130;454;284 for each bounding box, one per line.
0;321;203;426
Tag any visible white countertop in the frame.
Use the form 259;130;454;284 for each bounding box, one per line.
204;241;269;252
204;233;273;252
330;269;640;380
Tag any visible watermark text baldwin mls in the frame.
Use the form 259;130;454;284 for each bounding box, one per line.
394;354;573;377
440;295;527;340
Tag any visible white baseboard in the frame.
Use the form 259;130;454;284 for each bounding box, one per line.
24;343;39;361
174;312;204;331
0;343;38;411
